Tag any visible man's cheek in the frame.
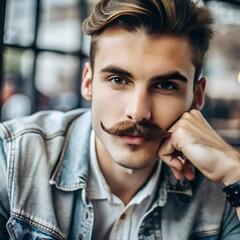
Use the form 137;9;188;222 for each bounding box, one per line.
154;112;183;131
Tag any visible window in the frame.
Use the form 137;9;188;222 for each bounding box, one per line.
0;0;92;121
203;1;240;147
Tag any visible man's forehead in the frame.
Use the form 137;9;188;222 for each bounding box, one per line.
94;26;192;56
93;27;195;80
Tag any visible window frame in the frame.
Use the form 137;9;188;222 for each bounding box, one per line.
0;0;89;120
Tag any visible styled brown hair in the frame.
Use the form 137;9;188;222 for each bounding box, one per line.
83;0;214;83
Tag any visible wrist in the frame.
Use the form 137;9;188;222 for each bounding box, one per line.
221;149;240;187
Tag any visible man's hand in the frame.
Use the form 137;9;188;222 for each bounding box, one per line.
158;109;240;186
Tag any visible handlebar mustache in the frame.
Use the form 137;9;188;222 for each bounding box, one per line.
101;121;171;141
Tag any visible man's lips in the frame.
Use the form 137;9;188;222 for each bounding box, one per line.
119;134;147;145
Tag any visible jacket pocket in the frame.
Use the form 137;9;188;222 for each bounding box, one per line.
6;217;62;240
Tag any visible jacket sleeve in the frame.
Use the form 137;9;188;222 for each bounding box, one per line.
0;137;10;239
220;201;240;239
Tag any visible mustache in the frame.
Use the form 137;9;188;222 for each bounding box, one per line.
101;121;171;141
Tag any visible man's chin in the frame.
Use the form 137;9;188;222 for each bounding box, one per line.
115;160;149;171
113;153;159;171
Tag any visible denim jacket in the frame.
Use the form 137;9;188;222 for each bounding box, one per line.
0;109;239;240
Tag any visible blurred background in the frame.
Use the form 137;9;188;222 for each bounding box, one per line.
0;0;239;147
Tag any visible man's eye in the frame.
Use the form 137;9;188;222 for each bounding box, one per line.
110;77;127;85
156;81;177;90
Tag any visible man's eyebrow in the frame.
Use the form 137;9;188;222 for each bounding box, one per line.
100;65;188;83
151;72;188;83
100;65;133;78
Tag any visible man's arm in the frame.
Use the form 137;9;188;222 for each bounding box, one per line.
159;109;240;219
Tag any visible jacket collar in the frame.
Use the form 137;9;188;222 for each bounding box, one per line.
49;109;193;198
49;110;92;190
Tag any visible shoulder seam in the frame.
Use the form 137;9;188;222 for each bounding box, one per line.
2;128;66;141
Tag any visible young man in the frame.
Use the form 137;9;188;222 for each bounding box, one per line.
0;0;240;239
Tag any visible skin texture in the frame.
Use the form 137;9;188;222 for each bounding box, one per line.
82;27;240;216
158;109;240;218
81;27;206;204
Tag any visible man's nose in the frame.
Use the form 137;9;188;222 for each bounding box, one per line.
124;90;151;122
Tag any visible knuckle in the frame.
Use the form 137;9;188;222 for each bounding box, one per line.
190;109;200;116
174;126;188;138
158;149;164;157
181;111;191;119
178;118;189;128
158;146;166;157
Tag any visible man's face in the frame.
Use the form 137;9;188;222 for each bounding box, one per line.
82;27;203;171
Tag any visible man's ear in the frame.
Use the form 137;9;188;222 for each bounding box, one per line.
81;62;93;100
191;77;206;110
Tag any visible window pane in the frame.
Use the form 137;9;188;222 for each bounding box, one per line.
1;48;34;120
204;2;240;147
35;52;80;111
37;0;81;51
4;0;35;46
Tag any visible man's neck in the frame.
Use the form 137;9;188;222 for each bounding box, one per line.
95;138;157;205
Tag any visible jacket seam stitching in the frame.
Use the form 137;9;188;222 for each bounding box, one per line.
8;139;15;201
10;211;65;240
2;127;66;141
189;228;220;238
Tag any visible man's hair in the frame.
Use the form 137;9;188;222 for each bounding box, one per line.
82;0;214;83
